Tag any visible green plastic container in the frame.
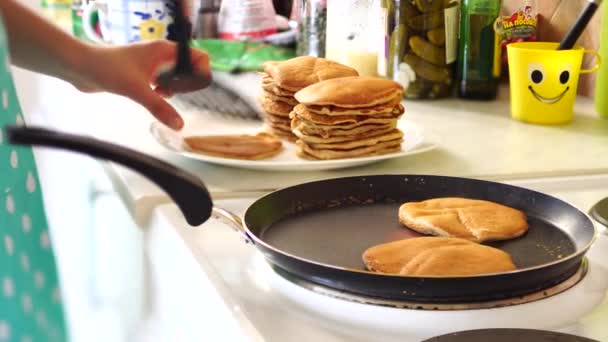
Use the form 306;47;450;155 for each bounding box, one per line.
190;39;296;73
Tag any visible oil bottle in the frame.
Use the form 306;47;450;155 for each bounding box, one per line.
456;0;502;100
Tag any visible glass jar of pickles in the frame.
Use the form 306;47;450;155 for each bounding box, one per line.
381;0;459;99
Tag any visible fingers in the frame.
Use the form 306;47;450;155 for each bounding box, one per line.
190;48;212;78
130;86;184;130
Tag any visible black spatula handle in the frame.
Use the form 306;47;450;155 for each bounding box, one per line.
5;125;212;226
558;0;602;50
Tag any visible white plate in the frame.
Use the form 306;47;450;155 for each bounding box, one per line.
150;115;437;171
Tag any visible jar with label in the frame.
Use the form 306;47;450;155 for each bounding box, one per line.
326;0;381;76
381;0;459;99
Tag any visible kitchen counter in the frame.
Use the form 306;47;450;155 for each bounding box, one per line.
15;69;608;222
12;63;608;342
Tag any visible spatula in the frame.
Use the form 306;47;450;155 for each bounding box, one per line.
156;0;212;92
557;0;603;50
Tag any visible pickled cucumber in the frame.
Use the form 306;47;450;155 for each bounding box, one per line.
402;53;450;83
407;10;444;31
409;36;446;65
405;78;432;98
398;0;419;26
388;25;409;77
415;0;444;13
427;27;445;46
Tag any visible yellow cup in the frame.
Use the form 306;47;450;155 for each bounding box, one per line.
507;42;601;125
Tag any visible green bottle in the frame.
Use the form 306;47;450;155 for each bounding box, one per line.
596;2;608;117
456;0;502;100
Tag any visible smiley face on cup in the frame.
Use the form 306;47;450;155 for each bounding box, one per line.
526;62;572;105
507;42;601;125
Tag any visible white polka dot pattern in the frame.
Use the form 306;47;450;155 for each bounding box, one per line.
34;271;44;289
4;235;13;256
1;89;7;109
3;276;14;297
0;128;3;144
21;336;32;342
0;321;9;341
40;231;50;249
52;287;61;304
20;252;29;272
9;150;17;168
21;214;31;233
26;172;36;193
35;311;46;327
5;194;14;214
15;114;23;126
21;294;32;313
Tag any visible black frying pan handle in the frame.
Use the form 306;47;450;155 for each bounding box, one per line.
5;125;212;226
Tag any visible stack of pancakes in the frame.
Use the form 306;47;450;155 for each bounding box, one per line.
292;76;405;160
258;56;358;142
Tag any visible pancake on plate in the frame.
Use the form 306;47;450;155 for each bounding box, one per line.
291;76;405;160
257;56;358;142
184;132;283;160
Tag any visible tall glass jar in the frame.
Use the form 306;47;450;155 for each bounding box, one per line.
381;0;459;99
295;0;327;57
326;0;381;76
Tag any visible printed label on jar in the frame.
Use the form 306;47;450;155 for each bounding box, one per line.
444;4;459;64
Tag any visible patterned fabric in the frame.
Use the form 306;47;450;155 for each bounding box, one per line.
0;16;67;342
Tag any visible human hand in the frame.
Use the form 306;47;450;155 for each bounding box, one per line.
73;40;210;130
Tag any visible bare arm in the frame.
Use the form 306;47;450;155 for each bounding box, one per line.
0;0;211;130
0;0;93;88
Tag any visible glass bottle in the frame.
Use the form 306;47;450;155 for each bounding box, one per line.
295;0;327;57
456;0;502;100
381;0;459;99
596;2;608;118
326;0;380;76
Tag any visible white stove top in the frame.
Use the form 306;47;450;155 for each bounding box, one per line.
152;176;608;342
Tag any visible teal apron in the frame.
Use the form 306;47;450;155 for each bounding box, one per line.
0;15;68;342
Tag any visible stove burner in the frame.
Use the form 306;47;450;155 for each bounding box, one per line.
423;328;599;342
275;259;588;310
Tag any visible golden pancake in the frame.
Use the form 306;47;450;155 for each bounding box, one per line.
306;97;404;116
293;125;397;144
363;237;474;274
258;95;293;116
305;130;403;150
265;119;292;132
295;76;404;107
398;198;529;243
291;117;397;138
265;112;292;124
263;56;359;91
266;126;297;142
297;139;402;160
362;237;516;277
399;244;517;276
261;75;296;97
184;133;282;160
262;90;298;106
291;104;403;125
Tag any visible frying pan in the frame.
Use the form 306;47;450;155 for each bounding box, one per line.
6;126;598;303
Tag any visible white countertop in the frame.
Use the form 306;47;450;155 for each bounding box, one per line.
12;67;608;224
